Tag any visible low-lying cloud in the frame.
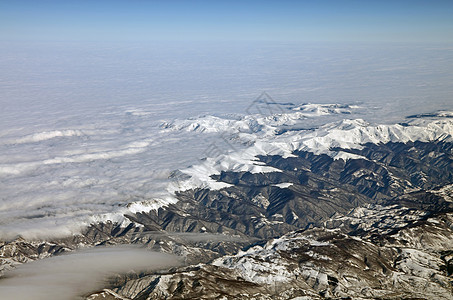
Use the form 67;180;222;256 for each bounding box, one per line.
11;129;87;144
134;230;254;243
0;246;181;300
0;106;212;240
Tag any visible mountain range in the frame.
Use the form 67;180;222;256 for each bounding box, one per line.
1;106;452;299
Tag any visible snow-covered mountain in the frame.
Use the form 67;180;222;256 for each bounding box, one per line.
87;203;453;299
164;107;453;193
1;108;453;299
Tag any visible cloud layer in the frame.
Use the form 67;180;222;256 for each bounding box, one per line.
0;246;181;300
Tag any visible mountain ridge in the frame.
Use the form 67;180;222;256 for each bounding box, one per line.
1;110;452;299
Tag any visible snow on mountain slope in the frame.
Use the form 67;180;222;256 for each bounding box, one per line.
166;109;453;192
324;204;429;236
205;208;453;299
162;103;360;136
120;208;451;300
431;184;453;202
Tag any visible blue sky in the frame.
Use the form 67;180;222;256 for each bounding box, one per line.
1;0;453;43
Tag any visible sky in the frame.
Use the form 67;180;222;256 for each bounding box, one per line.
1;0;453;43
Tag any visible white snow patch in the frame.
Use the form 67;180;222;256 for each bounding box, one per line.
273;182;293;188
126;197;178;214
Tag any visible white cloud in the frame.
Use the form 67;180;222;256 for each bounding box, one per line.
0;246;181;300
11;130;87;144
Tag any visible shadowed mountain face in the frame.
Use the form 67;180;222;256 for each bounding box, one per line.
124;141;453;241
1;140;453;299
